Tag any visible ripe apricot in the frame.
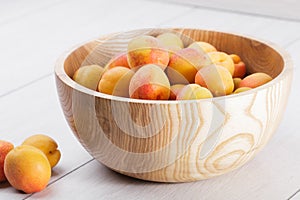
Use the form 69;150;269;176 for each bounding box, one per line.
98;67;134;97
157;32;183;52
207;52;235;76
234;87;252;94
73;65;104;90
188;41;217;53
105;53;130;70
169;84;185;100
127;35;169;70
176;84;213;100
4;145;51;194
233;78;242;90
239;72;273;88
22;134;61;169
166;48;208;84
195;65;234;96
230;54;241;64
129;64;170;100
0;140;14;182
233;61;247;78
229;54;247;78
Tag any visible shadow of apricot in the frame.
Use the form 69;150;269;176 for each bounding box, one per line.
0;181;11;189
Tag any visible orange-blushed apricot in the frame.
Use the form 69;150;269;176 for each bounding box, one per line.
195;65;234;96
129;64;170;100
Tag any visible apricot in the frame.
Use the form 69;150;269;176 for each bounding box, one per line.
22;134;61;168
233;78;242;90
129;64;170;100
0;140;14;182
176;84;213;100
127;35;169;70
229;54;247;78
195;65;234;96
207;52;235;76
234;87;252;94
166;48;209;84
73;65;104;90
157;32;184;52
230;54;241;64
188;41;217;53
169;84;185;100
105;53;130;70
233;61;247;78
98;67;134;97
239;72;273;88
4;145;51;194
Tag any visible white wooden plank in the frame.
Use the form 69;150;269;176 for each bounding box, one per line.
0;75;92;200
158;6;300;47
0;0;192;96
161;0;300;21
0;0;63;25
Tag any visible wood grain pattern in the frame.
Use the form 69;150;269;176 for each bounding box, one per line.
55;28;293;182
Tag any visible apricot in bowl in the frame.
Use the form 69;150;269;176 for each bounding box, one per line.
55;28;292;182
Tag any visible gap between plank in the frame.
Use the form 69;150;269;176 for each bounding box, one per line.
150;0;300;23
23;158;95;200
287;188;300;200
0;73;53;99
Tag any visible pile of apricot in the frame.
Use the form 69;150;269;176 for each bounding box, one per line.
0;135;60;194
73;32;273;100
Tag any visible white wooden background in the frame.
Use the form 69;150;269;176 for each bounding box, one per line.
0;0;299;199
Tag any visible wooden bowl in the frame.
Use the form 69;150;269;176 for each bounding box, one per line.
55;28;293;182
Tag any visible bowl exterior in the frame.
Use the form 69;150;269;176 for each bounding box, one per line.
56;72;292;182
55;28;293;182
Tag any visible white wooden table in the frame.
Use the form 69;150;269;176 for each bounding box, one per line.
0;0;299;199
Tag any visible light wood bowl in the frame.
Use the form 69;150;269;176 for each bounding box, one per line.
55;28;293;182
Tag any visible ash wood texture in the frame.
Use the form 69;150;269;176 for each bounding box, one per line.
55;28;293;182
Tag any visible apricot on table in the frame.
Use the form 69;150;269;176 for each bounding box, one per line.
0;140;14;182
4;145;51;194
129;64;170;100
239;72;273;88
176;84;213;100
207;52;235;76
73;64;104;90
98;66;135;97
22;134;61;169
195;64;234;96
127;35;169;70
166;48;209;84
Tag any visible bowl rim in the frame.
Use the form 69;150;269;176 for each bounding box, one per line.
54;28;293;104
